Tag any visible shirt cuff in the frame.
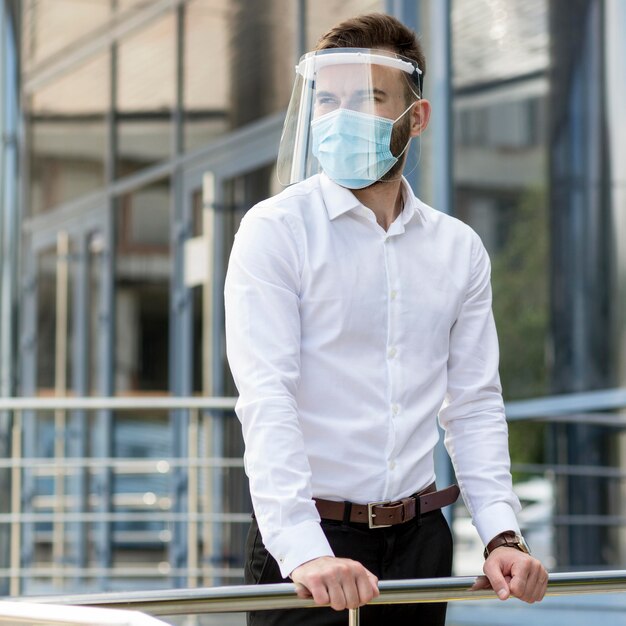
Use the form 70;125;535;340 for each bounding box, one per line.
270;519;334;578
472;501;521;547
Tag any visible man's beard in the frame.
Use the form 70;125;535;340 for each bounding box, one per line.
374;110;412;186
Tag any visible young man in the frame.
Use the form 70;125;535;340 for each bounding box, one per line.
225;13;548;626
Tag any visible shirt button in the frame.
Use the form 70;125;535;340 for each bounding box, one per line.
391;404;399;416
387;347;397;359
389;460;396;470
390;290;398;301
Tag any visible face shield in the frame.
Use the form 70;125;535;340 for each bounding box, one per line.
276;48;423;189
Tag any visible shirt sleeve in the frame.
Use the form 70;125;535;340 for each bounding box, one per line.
438;231;522;546
224;207;334;578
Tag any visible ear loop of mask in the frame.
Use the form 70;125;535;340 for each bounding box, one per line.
394;81;423;172
377;97;423;185
400;83;423;178
398;133;422;181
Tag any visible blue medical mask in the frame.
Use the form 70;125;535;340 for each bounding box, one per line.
310;103;415;189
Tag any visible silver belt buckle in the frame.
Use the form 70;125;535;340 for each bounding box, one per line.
367;500;392;529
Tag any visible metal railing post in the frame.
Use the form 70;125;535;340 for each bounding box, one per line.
9;410;21;596
348;607;359;625
54;232;70;589
187;408;199;588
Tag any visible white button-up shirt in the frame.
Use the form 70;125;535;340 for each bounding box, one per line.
225;173;521;578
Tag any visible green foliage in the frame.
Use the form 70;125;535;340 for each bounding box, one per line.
491;187;549;471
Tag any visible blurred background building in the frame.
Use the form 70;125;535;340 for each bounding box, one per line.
0;0;625;614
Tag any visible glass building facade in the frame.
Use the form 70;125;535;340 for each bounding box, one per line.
0;0;625;600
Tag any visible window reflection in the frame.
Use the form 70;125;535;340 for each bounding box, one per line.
450;1;550;509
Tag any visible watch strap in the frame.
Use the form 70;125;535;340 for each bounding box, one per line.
483;530;530;559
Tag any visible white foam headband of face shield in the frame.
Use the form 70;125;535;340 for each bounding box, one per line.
295;51;422;81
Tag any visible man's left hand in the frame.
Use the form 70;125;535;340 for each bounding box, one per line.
471;548;548;603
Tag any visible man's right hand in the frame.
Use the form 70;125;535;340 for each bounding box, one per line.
291;556;379;611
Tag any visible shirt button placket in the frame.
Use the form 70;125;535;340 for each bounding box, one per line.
386;237;400;425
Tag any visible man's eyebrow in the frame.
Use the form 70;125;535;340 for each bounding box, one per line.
352;88;388;98
316;90;337;99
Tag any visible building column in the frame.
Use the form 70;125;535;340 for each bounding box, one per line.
604;0;626;565
548;0;622;566
0;0;20;596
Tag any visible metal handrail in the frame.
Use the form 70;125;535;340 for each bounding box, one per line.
0;397;236;410
0;601;170;625
28;571;626;616
0;386;625;415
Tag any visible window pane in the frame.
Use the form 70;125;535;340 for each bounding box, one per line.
452;0;548;88
28;54;108;215
116;179;171;393
36;247;57;392
116;15;175;176
88;232;105;395
111;413;170;580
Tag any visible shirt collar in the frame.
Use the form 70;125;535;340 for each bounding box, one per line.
319;172;426;225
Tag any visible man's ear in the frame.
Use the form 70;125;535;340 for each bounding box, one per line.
410;99;431;136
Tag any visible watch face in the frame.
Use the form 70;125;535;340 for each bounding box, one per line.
516;534;531;554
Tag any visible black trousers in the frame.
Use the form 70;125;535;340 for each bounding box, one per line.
245;508;453;625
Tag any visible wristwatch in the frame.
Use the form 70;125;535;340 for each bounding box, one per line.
483;531;531;560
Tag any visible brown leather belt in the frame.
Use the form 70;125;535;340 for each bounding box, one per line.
314;483;460;529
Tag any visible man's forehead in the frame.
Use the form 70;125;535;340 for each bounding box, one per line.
315;62;405;93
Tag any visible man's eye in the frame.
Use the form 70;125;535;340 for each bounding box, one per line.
318;96;338;106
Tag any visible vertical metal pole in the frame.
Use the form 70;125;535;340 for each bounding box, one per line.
295;0;306;60
95;215;114;589
385;0;421;194
53;231;69;588
187;408;199;588
201;172;216;586
606;0;626;566
70;234;89;584
201;412;212;586
168;1;190;588
0;0;19;396
548;0;613;566
427;0;455;524
19;244;36;593
0;0;18;597
94;0;118;589
210;175;226;585
9;410;22;596
348;608;360;626
429;0;452;216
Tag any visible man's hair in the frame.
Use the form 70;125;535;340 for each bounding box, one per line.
315;13;426;97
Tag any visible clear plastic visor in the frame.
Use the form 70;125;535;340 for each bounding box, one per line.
277;48;422;187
